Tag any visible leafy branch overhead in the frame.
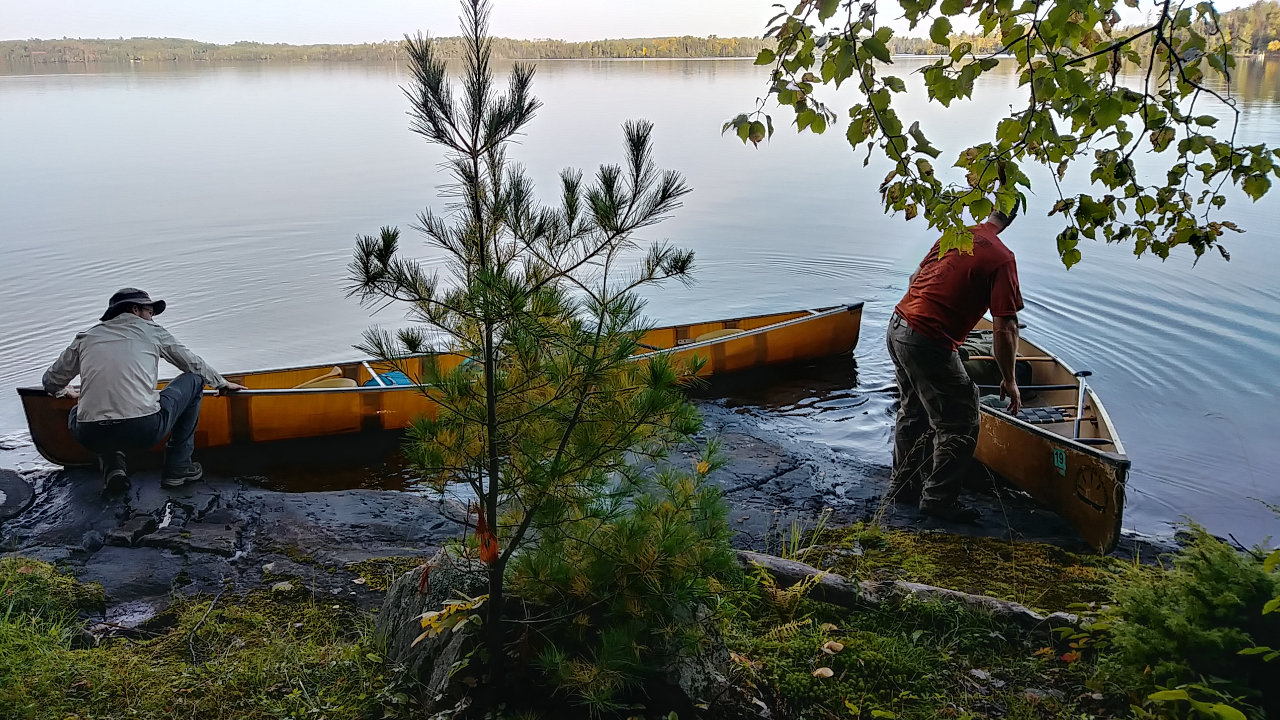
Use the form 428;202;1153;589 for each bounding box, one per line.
727;0;1280;266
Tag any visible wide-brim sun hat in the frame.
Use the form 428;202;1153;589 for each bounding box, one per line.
101;287;167;322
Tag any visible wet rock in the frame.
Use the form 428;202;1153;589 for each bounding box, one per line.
81;530;105;553
105;514;158;547
77;546;185;602
140;521;240;557
271;581;295;592
0;469;35;520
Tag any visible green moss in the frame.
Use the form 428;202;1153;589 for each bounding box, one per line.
0;557;104;619
346;556;429;592
0;557;398;720
809;524;1128;612
281;544;317;565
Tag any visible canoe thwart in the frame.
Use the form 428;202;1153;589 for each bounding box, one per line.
976;383;1079;391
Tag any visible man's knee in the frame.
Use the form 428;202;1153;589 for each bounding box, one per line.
935;423;978;452
174;372;204;390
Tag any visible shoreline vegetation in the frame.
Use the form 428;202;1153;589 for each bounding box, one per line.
3;523;1277;719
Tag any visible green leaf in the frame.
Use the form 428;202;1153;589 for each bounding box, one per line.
1195;114;1219;127
970;197;993;220
748;120;767;146
1094;97;1122;128
1238;646;1276;655
847;116;871;145
884;75;906;93
1149;690;1191;702
1207;703;1247;720
940;0;966;15
1243;174;1271;201
931;17;953;46
755;48;776;65
1264;548;1279;573
1263;596;1280;614
819;0;841;21
863;37;891;63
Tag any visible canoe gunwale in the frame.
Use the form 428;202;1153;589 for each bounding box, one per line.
630;302;864;361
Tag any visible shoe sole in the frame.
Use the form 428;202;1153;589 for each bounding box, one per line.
161;469;203;488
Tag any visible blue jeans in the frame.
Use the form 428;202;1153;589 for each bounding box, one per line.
69;372;205;475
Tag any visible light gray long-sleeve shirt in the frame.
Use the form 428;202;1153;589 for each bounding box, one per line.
42;313;229;422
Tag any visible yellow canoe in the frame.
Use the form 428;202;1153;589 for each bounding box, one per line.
967;318;1130;553
18;303;863;469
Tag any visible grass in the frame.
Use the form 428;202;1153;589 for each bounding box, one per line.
0;523;1142;720
1;559;399;720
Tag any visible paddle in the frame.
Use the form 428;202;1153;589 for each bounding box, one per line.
293;366;343;389
1073;370;1093;439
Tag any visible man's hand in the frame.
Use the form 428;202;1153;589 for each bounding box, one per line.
58;387;80;400
217;382;249;396
999;378;1021;415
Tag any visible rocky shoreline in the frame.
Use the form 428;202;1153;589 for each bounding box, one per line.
0;388;1170;626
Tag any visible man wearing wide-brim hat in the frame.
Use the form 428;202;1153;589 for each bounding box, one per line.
41;288;248;493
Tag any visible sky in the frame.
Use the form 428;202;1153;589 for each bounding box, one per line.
0;0;1259;44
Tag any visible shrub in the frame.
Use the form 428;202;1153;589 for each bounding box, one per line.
1100;525;1280;717
509;468;737;714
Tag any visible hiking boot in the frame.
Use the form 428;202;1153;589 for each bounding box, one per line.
918;500;981;524
885;482;922;503
161;462;203;488
100;452;129;495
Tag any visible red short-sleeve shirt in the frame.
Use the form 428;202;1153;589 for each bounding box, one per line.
894;222;1023;349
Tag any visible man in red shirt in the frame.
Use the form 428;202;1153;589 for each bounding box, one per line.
887;210;1024;522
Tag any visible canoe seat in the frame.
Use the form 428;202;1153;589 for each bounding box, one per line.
694;328;745;343
295;377;358;389
1016;407;1068;425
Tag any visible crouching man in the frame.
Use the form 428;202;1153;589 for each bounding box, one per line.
41;288;247;493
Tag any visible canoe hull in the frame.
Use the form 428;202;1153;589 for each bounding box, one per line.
976;408;1129;553
19;303;863;469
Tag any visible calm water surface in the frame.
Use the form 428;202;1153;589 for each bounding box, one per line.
2;58;1278;544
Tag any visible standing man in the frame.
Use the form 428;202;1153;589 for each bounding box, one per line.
887;210;1024;522
42;288;247;493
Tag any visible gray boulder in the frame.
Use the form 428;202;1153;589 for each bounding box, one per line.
376;546;489;706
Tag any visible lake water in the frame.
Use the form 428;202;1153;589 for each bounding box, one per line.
1;58;1277;545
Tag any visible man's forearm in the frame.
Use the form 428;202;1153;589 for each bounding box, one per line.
992;322;1019;382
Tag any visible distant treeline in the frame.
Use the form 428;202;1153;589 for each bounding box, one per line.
5;2;1279;66
0;36;773;64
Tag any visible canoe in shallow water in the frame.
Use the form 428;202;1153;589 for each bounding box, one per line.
965;318;1130;554
18;303;863;469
